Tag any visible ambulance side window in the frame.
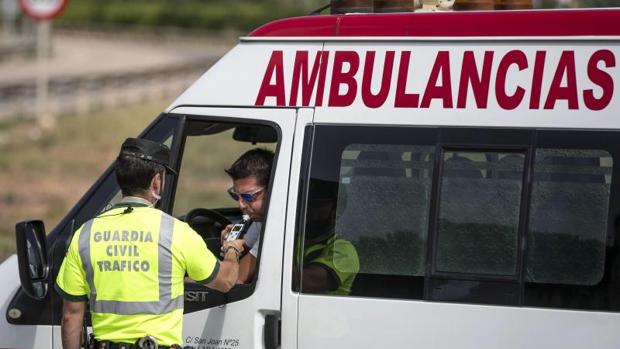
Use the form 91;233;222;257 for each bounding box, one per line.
299;126;620;312
338;144;434;278
525;149;612;285
435;151;524;277
296;126;437;299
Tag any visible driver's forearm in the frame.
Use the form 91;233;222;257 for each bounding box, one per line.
237;254;257;284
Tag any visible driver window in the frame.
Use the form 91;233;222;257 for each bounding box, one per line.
173;129;256;215
173;119;277;310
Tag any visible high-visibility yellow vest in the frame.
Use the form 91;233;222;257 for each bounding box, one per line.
56;203;219;346
302;233;360;295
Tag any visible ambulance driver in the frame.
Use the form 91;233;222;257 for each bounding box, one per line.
221;148;274;284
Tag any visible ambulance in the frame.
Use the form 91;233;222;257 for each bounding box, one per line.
2;1;620;348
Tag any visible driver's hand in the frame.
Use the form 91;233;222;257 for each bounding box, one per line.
221;239;245;259
220;224;233;243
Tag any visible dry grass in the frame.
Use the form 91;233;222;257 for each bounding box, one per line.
0;101;168;262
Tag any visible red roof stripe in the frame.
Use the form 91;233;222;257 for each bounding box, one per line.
249;9;620;37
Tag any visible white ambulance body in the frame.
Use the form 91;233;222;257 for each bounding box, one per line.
2;8;620;349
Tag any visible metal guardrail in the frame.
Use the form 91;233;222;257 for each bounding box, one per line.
0;56;217;121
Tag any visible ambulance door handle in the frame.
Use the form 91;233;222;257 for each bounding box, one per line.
263;313;280;349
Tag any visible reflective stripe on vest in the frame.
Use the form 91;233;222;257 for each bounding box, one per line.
78;212;183;315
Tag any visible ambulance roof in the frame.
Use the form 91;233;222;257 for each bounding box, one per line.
249;9;620;38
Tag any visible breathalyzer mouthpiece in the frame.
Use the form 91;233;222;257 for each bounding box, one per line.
227;215;252;242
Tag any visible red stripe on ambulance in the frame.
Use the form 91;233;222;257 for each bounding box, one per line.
255;49;615;111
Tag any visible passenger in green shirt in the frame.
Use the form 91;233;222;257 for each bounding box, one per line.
297;179;360;296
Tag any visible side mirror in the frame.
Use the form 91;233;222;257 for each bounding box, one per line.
15;220;49;300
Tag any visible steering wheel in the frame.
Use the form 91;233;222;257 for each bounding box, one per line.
184;208;232;256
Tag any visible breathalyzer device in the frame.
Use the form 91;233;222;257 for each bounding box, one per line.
227;214;251;241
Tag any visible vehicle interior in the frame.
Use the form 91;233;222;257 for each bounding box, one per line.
174;119;278;311
176;120;278;257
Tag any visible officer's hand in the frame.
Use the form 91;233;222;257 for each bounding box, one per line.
220;224;233;243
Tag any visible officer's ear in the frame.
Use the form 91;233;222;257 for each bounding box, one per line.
150;172;164;194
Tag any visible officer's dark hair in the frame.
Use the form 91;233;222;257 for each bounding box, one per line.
225;148;274;187
115;154;165;196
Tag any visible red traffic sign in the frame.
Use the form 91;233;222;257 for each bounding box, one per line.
18;0;68;21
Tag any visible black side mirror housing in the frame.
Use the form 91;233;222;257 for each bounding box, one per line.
15;220;49;300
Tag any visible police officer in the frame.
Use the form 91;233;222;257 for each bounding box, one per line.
55;138;244;349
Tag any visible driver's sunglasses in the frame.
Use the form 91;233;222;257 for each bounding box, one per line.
227;187;265;203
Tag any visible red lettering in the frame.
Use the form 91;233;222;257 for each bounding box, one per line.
584;49;615;111
544;51;578;109
457;51;493;108
361;51;395;108
395;51;419;108
255;51;285;106
315;52;329;106
496;50;527;110
290;51;326;106
259;49;613;112
529;51;546;109
421;51;452;108
328;51;360;107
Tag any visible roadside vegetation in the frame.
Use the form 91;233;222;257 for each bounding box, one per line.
56;0;620;33
57;0;326;33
